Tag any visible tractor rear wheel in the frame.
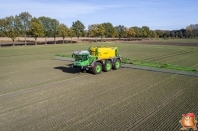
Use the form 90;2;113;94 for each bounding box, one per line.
103;60;112;72
93;62;102;74
113;59;121;70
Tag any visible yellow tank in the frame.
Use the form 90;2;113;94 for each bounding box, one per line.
89;46;118;60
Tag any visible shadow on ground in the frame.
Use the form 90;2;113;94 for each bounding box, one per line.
54;66;92;74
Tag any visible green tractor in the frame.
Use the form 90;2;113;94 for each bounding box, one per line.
72;46;122;74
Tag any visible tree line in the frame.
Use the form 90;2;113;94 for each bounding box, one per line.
0;12;198;44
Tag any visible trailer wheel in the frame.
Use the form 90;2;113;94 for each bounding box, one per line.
103;60;112;72
93;62;102;74
113;59;121;70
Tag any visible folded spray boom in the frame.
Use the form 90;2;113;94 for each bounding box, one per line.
121;58;197;72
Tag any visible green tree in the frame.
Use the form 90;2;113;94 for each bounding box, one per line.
115;25;127;39
142;26;150;37
192;29;198;38
67;27;75;43
164;31;170;39
18;12;32;45
0;19;5;37
142;29;147;37
88;24;105;41
170;31;175;38
72;20;85;39
186;24;193;38
178;31;183;38
132;26;142;37
29;17;44;45
50;19;59;44
175;31;179;38
88;24;97;37
58;23;68;44
156;30;165;38
150;30;158;39
2;16;22;44
88;24;98;41
126;27;136;40
84;30;89;37
102;22;116;38
38;16;53;44
111;27;118;41
97;24;105;39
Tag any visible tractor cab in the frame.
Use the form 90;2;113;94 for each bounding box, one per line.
72;50;90;68
74;54;89;61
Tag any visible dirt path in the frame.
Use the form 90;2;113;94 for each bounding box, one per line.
1;37;198;47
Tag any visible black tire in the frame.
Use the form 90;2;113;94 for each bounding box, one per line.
103;60;112;72
80;69;86;73
113;59;121;70
92;62;102;74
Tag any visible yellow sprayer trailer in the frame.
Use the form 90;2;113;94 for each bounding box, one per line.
72;46;122;74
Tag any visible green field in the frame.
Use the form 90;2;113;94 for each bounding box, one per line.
0;43;198;130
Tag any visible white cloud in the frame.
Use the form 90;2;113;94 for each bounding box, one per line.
1;0;196;30
0;0;103;19
0;0;156;19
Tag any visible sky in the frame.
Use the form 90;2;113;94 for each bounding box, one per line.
0;0;198;30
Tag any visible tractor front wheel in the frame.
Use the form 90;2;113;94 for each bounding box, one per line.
93;62;102;74
80;69;86;73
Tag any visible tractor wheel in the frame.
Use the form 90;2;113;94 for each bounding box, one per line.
113;59;121;70
80;69;86;73
103;60;112;72
93;62;102;74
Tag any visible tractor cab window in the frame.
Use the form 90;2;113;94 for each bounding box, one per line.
81;55;88;61
74;55;80;61
75;55;88;61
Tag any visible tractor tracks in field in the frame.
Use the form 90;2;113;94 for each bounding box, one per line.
64;74;177;130
0;50;74;58
124;90;183;131
124;80;198;131
145;49;197;61
0;75;89;97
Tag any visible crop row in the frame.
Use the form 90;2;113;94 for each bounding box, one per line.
1;42;198;130
130;79;198;130
0;68;172;131
66;75;198;131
